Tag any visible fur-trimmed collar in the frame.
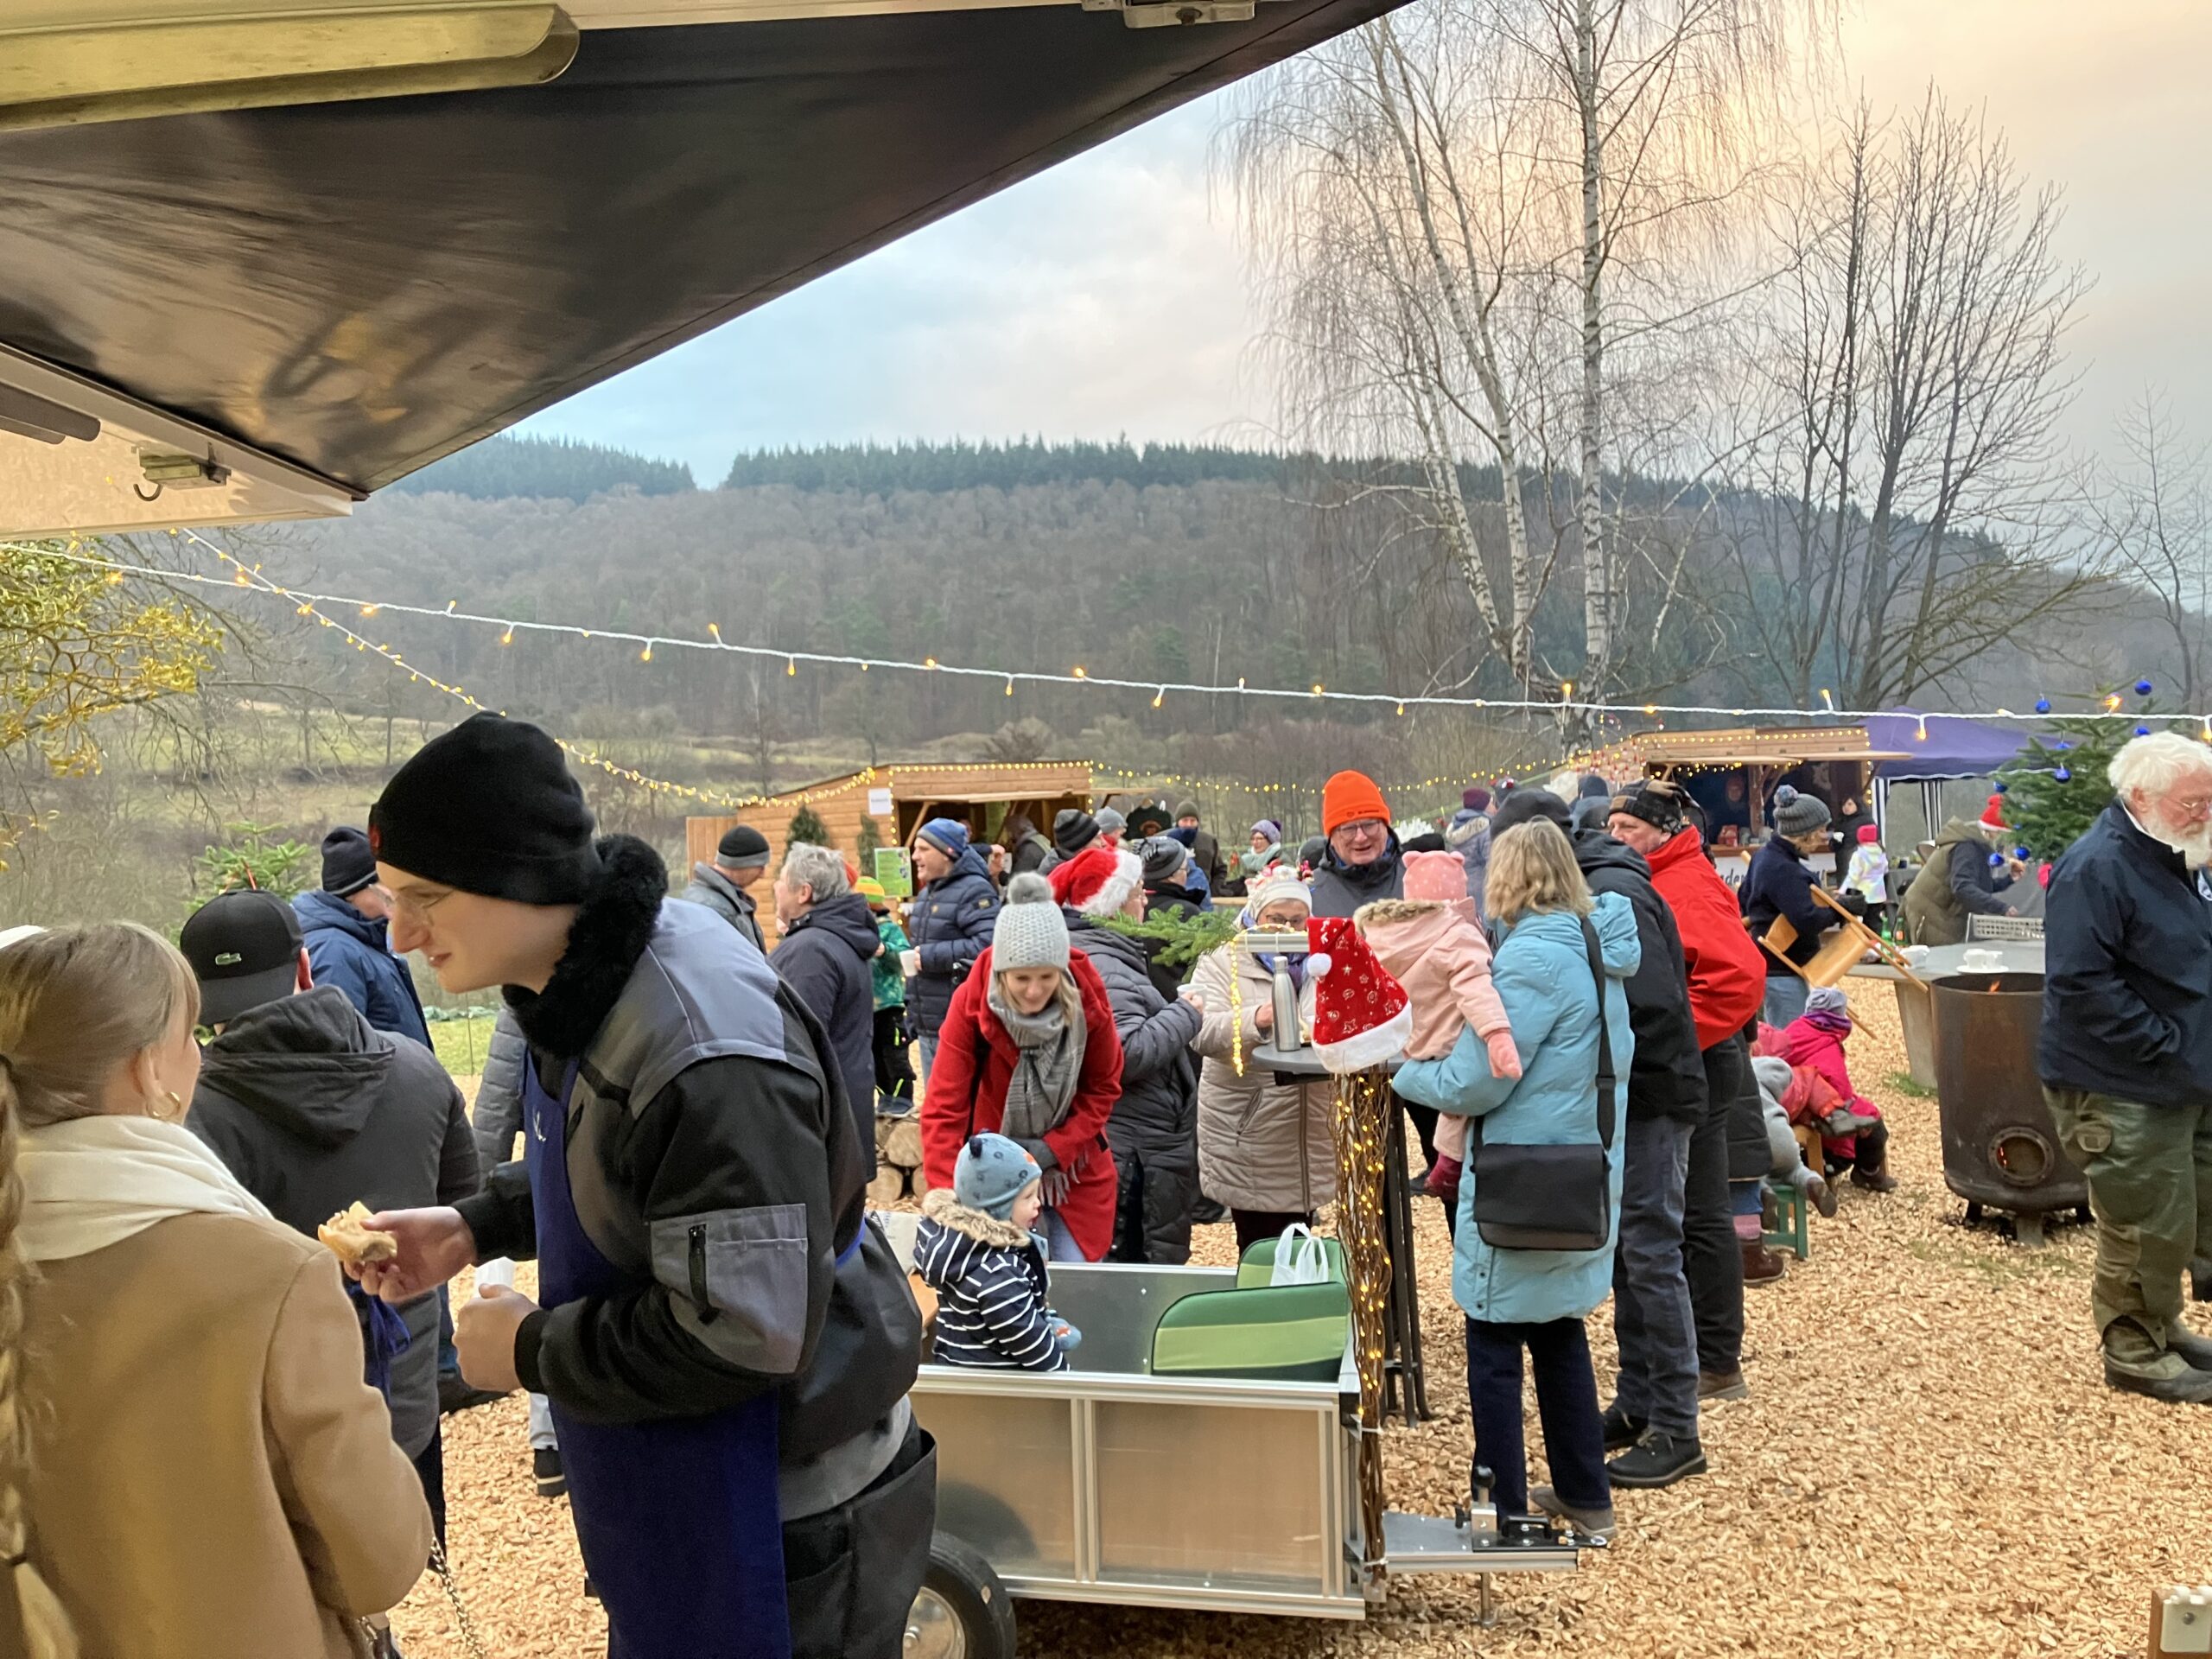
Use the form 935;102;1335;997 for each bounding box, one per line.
921;1184;1037;1249
504;834;668;1058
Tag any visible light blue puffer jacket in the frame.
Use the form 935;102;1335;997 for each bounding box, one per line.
1395;893;1640;1325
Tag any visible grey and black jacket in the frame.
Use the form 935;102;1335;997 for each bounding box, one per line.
473;1008;527;1174
454;836;921;1520
189;986;478;1459
678;861;766;954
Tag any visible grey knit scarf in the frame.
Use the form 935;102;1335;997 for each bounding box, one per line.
988;985;1086;1144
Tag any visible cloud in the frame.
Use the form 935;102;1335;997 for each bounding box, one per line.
526;3;2212;480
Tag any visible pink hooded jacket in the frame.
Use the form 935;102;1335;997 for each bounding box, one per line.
1354;897;1512;1059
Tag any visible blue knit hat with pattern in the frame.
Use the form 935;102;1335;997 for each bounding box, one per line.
955;1133;1041;1220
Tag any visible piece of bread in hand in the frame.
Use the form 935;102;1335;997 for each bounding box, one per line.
318;1202;397;1267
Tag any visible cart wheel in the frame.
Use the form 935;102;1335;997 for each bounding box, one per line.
906;1534;1015;1659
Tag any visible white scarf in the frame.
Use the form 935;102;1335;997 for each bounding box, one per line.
18;1114;273;1264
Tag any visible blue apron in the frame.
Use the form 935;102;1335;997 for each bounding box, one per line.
524;1054;792;1659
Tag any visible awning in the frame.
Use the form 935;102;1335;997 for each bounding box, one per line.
1866;709;2030;781
0;0;1400;536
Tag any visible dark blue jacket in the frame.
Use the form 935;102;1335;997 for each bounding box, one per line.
906;847;999;1038
1738;838;1827;977
2040;800;2212;1110
293;887;430;1048
769;893;882;1164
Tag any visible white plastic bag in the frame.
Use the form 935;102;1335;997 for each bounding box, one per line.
1270;1223;1330;1287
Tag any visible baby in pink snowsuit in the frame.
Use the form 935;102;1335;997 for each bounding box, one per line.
1355;849;1520;1200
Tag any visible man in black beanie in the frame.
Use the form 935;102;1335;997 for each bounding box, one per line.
293;824;432;1048
681;822;772;952
353;713;929;1659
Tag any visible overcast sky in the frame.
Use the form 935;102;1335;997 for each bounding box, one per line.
522;0;2212;484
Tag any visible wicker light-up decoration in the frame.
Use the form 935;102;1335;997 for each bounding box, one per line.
1331;1065;1394;1564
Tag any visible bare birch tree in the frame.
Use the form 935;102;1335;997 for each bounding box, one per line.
1223;0;1819;731
1713;94;2104;709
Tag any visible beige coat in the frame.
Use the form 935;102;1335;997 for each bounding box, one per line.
24;1212;433;1659
1186;944;1335;1214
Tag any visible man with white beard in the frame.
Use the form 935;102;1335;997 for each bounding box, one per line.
2041;731;2212;1403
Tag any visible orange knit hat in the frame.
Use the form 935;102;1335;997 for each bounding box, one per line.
1321;770;1391;837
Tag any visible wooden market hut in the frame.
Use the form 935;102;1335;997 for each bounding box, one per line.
685;760;1095;931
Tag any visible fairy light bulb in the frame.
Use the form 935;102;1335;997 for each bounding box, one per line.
785;657;797;677
1560;680;1575;700
2105;693;2123;712
925;657;938;670
1005;677;1015;696
708;622;721;642
499;625;515;645
1153;687;1166;709
360;603;379;617
639;642;653;663
1072;665;1087;679
1819;688;1834;711
1916;717;1929;741
1312;683;1325;696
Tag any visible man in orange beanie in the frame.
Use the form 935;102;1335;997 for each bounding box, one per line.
1312;770;1402;920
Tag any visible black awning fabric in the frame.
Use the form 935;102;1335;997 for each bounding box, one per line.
0;2;1393;494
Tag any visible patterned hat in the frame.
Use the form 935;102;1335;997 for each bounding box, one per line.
1306;915;1413;1074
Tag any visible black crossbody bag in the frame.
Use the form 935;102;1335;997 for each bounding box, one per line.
1469;916;1617;1251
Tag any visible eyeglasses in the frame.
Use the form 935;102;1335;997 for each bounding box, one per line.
1332;819;1388;839
387;886;454;925
2171;793;2212;817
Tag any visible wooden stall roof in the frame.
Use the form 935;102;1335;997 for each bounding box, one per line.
683;760;1095;936
1595;725;1912;772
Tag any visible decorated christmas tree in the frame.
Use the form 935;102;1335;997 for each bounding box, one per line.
1997;684;2185;862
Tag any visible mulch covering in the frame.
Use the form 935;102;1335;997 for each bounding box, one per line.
392;994;2212;1656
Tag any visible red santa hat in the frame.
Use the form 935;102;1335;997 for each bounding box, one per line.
1978;794;2007;831
1306;915;1414;1074
1048;844;1144;918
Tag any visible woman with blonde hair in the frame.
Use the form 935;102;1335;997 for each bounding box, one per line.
1395;820;1640;1543
3;924;430;1659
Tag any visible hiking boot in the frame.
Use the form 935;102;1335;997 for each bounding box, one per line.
1741;1239;1788;1286
1607;1431;1708;1489
1699;1370;1749;1402
1599;1401;1645;1452
2102;1351;2212;1404
1806;1173;1839;1217
1852;1166;1899;1193
439;1373;509;1414
1529;1484;1616;1543
2164;1325;2212;1374
534;1447;568;1498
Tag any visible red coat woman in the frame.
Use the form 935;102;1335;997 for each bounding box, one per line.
920;921;1124;1262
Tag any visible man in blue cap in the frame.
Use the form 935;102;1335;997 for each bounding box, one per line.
904;818;999;1083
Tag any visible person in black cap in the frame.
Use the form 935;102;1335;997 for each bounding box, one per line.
181;888;480;1548
353;713;928;1659
293;826;431;1048
681;823;772;952
1038;807;1099;875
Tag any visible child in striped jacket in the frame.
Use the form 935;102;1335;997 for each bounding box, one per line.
917;1134;1083;1371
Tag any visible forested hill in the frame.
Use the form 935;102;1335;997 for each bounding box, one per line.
306;435;2146;755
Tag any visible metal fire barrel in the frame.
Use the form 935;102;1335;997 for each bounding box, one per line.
1930;970;2086;1242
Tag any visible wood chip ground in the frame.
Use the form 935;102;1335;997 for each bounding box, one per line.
392;995;2212;1656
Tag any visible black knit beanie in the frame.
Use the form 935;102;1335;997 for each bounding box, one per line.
369;713;602;904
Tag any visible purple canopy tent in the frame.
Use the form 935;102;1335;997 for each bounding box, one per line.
1865;709;2031;844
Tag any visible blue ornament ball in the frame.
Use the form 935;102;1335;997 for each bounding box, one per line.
2014;845;2031;861
1988;852;2004;868
2034;697;2051;715
2135;679;2154;696
2054;739;2073;751
2055;766;2072;782
2136;723;2152;736
1993;779;2008;793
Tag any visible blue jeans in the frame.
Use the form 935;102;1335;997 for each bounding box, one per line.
1762;974;1809;1029
1611;1114;1700;1438
1465;1316;1609;1518
1042;1208;1086;1262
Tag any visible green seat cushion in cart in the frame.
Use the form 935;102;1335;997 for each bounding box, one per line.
1234;1234;1348;1290
1149;1281;1351;1382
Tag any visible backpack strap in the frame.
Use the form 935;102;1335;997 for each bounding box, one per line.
1580;916;1617;1151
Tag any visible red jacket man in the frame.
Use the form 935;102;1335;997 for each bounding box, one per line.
1642;827;1766;1046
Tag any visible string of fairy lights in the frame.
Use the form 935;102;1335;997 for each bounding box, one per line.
17;530;2204;817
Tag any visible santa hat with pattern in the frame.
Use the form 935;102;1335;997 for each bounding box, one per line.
1306;915;1414;1073
1048;843;1144;917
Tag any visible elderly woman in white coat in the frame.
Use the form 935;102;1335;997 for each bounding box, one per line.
1184;872;1332;1252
